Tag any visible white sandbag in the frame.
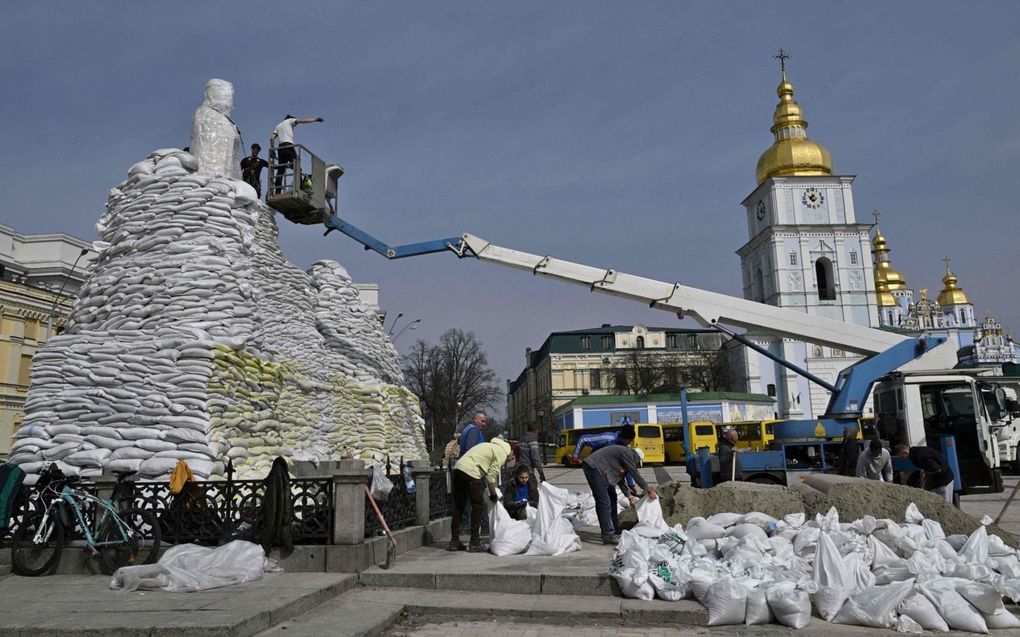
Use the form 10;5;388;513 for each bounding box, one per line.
896;614;923;633
631;497;670;538
649;572;690;601
955;580;1003;615
110;540;276;592
832;579;914;628
611;531;654;600
904;502;924;524
706;577;748;626
726;523;768;542
739;511;777;530
706;512;743;528
984;609;1020;629
744;587;773;625
959;525;989;564
525;482;581;556
62;448;112;468
687;520;726;542
767;582;812;629
138;457;181;476
690;571;717;605
813;532;853;620
898;591;949;632
488;495;532;557
918;578;988;634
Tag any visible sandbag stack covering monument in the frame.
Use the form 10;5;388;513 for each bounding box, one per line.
9;79;427;482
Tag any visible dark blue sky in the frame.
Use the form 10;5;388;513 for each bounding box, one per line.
2;3;1018;406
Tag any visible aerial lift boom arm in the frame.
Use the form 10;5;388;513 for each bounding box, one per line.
325;216;903;356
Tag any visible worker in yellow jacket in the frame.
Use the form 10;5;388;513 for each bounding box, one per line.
449;437;514;552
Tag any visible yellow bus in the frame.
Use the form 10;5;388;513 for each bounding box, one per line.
723;420;777;451
662;421;717;464
554;424;665;465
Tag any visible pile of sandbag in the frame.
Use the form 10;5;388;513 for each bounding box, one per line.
9;145;426;483
611;500;1020;632
489;482;582;557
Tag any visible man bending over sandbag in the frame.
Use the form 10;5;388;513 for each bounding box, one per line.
449;437;514;552
582;445;657;545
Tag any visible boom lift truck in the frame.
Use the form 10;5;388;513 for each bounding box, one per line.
266;146;1006;497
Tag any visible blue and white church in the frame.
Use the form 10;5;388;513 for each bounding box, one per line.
732;58;1018;419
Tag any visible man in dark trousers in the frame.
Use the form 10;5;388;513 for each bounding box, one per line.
457;411;488;532
836;426;861;477
449;438;513;552
516;423;546;484
582;445;657;545
270;114;324;192
717;427;742;482
240;144;269;197
895;444;955;503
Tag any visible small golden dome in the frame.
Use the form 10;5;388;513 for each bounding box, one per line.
871;228;908;291
937;262;970;306
755;76;833;184
875;278;897;307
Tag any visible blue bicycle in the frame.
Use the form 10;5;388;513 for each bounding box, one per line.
11;465;161;576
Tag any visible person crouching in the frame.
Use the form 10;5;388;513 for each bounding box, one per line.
449;437;514;552
504;464;539;520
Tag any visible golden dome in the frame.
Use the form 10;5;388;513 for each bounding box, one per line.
755;76;833;184
875;278;897;307
871;228;908;295
937;261;970;306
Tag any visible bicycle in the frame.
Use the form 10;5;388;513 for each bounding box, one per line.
11;465;161;576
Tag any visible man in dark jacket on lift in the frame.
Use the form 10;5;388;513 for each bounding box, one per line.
836;426;861;477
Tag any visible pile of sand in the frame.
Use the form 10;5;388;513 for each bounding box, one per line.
623;476;1017;547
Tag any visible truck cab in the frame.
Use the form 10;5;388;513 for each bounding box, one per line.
982;377;1020;473
874;371;1002;493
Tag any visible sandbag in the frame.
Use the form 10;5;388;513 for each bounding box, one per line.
744;587;773;625
706;577;747;626
631;496;670;538
488;494;532;557
813;532;853;620
766;582;812;629
110;540;277;592
832;579;914;628
525;482;580;556
898;591;949;632
984;609;1020;629
918;578;988;634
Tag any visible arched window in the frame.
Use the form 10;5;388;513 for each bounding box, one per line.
815;257;835;301
887;311;894;325
767;383;776;397
636;335;645;349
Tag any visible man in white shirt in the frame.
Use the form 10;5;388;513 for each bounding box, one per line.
270;114;323;193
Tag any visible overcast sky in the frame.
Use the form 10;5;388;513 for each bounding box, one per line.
2;2;1018;414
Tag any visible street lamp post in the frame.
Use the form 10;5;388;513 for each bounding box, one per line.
46;248;90;340
386;312;404;335
392;318;421;344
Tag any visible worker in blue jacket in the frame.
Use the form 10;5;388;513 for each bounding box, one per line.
569;424;639;492
459;411;488;457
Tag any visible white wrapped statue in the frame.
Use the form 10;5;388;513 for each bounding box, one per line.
190;78;242;179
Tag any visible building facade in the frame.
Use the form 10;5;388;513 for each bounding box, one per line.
506;324;727;440
0;224;94;457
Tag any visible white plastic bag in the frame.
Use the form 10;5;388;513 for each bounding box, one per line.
610;530;654;600
369;463;394;501
706;577;748;626
959;525;989;564
488;492;532;556
110;540;277;593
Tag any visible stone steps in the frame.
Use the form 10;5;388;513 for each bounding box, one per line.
255;587;707;637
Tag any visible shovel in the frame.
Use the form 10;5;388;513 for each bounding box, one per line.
363;484;397;569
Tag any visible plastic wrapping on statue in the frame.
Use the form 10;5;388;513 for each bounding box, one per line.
190;79;242;180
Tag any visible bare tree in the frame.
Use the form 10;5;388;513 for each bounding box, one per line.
610;346;732;395
402;329;503;454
